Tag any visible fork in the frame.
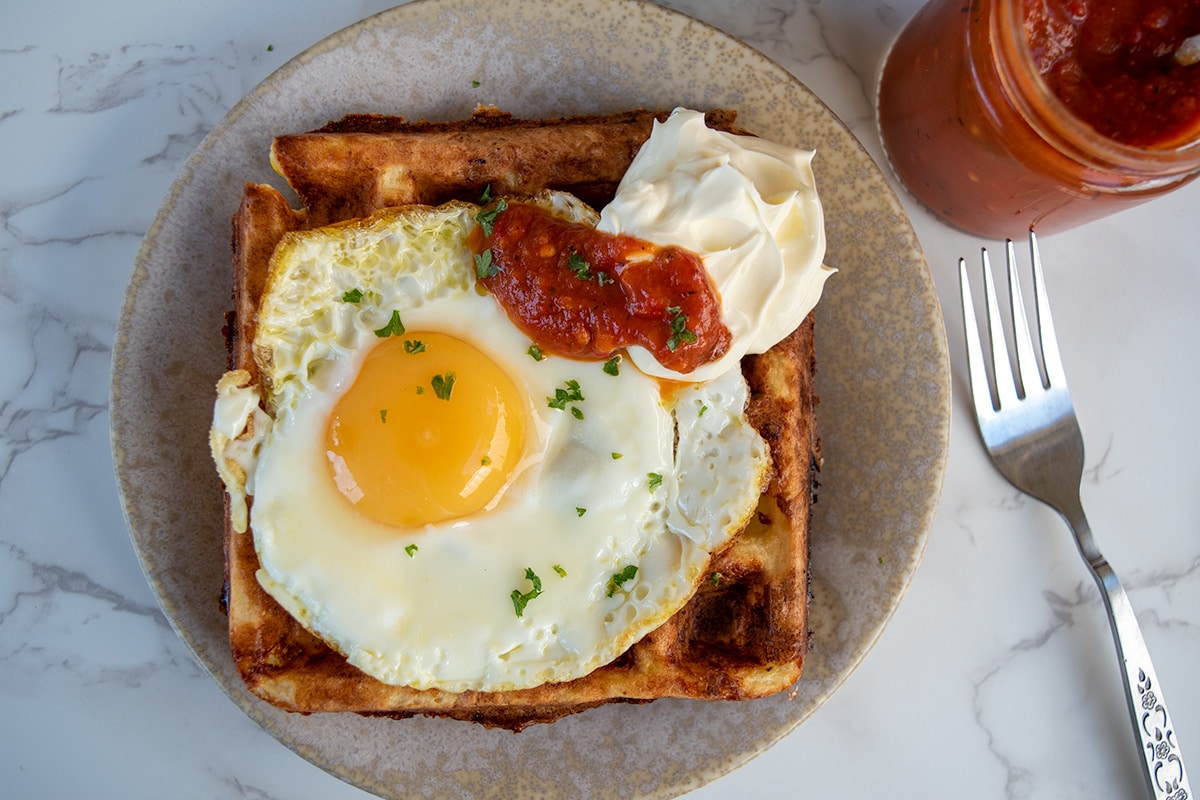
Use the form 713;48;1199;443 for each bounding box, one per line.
959;233;1191;800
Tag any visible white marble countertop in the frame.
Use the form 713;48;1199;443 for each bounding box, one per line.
3;0;1198;797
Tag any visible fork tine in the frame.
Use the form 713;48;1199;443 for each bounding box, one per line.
1006;239;1044;396
981;247;1020;409
1028;232;1068;389
959;257;996;417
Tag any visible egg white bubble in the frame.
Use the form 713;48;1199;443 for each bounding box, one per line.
246;199;770;692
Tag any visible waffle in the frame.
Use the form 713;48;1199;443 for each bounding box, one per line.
220;108;819;730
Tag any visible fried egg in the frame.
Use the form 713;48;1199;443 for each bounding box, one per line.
216;195;771;692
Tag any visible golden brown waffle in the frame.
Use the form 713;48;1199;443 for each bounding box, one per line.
221;108;819;731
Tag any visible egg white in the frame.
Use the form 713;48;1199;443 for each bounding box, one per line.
237;197;770;692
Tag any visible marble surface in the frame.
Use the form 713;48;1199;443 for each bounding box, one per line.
2;0;1197;798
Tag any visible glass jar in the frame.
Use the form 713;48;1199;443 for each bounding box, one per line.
877;0;1200;238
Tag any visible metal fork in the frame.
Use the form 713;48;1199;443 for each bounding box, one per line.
960;234;1190;800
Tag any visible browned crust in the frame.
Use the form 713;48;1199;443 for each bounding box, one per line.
223;109;819;731
271;107;740;226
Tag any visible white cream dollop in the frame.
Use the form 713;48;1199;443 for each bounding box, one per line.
597;108;833;382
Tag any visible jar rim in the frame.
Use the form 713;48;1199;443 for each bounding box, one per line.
984;0;1200;175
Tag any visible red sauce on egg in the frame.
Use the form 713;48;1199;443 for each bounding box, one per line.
477;202;729;375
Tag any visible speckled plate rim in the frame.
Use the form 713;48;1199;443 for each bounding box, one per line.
110;0;951;797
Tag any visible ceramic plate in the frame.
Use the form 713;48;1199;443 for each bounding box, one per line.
111;0;950;797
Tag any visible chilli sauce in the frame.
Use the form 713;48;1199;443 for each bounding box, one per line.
1027;0;1200;148
475;201;730;375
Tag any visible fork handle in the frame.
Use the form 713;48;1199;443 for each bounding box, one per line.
1089;559;1191;800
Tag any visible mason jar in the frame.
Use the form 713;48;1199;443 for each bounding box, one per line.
877;0;1200;238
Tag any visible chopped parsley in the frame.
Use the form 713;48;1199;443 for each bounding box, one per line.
665;305;698;351
606;565;638;597
379;409;388;424
510;567;543;617
416;386;425;395
404;339;426;355
431;373;456;401
527;344;545;361
553;564;567;578
646;472;664;492
476;199;508;236
478;184;493;204
405;544;419;557
374;309;406;338
475;248;499;279
611;452;623;460
567;250;593;280
481;455;492;466
576;507;587;517
547;379;585;418
472;79;481;88
602;355;621;376
566;249;612;285
710;572;723;586
342;287;365;303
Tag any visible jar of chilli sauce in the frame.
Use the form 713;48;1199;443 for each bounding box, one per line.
877;0;1200;238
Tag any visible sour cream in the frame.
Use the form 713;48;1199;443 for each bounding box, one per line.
597;107;832;383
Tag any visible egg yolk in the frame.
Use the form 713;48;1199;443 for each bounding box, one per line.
325;332;527;527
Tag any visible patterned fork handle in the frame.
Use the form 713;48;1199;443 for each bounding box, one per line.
1089;545;1189;799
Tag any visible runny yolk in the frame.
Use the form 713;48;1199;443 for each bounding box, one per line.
324;332;527;528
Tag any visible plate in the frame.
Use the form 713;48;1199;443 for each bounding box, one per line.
110;0;950;797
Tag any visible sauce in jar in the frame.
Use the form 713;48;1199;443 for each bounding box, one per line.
878;0;1200;237
1028;0;1200;147
478;201;731;375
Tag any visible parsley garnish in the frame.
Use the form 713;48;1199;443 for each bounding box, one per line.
606;565;638;597
481;455;492;466
576;507;587;517
404;339;426;355
374;310;406;338
431;373;456;401
476;199;508;236
510;567;543;617
665;305;698;351
602;355;621;376
647;472;663;491
342;287;364;303
611;452;623;460
472;79;481;88
566;249;612;285
379;409;388;424
405;544;419;558
475;249;499;280
567;250;593;280
710;571;723;586
416;386;425;395
547;379;585;418
553;564;567;578
527;344;545;361
479;184;493;204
